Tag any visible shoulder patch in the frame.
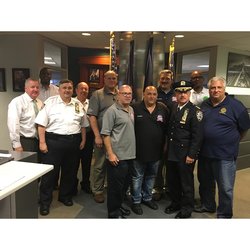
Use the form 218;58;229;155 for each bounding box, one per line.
196;110;203;121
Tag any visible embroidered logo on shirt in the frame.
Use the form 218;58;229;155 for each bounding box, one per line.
157;115;163;122
219;107;227;114
75;103;80;114
196;110;203;122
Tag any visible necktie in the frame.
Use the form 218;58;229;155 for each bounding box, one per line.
177;106;180;112
33;99;39;116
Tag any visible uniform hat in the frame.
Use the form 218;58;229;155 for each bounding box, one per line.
173;80;192;92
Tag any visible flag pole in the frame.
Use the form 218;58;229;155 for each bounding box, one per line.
168;37;175;73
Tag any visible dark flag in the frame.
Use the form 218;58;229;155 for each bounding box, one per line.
126;40;135;99
143;37;154;91
110;32;117;73
168;37;175;74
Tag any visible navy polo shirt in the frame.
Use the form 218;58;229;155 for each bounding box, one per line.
200;95;250;160
157;87;176;109
132;101;169;162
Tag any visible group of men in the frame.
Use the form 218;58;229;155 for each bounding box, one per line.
7;67;250;219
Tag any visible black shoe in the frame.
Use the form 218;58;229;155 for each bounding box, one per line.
194;205;215;213
164;204;180;214
81;185;92;194
131;204;143;215
175;211;191;219
142;200;158;210
40;205;50;216
120;206;131;216
58;199;73;206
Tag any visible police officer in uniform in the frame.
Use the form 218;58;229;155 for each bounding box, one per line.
35;79;87;216
164;80;203;218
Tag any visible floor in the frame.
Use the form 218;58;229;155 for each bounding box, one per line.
38;166;250;219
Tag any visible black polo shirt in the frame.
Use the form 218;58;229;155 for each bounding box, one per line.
132;101;169;162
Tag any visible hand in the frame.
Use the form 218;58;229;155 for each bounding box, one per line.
40;142;48;153
186;156;195;165
79;140;85;150
14;146;23;152
108;153;119;166
95;136;103;148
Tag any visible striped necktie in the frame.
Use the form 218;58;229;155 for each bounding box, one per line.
33;99;39;116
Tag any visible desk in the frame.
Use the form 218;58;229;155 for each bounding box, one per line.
0;153;53;218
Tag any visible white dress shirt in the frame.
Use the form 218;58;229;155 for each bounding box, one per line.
35;95;88;135
190;87;209;106
7;92;43;148
38;83;59;102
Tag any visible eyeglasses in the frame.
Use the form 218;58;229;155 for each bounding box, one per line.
106;77;117;80
120;92;132;97
191;76;203;80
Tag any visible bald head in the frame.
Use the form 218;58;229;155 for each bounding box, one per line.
143;86;158;107
76;82;89;102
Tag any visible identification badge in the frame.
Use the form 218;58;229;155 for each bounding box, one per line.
180;109;189;124
75;103;80;114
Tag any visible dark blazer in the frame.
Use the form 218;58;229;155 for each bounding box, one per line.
167;101;203;161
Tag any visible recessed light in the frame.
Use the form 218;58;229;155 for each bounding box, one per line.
81;33;91;36
175;34;184;38
44;56;53;60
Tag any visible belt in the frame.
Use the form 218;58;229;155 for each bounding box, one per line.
20;136;38;140
45;132;81;139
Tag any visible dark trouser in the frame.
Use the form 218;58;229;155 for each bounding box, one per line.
167;160;195;213
78;130;94;190
154;155;167;192
107;159;133;217
39;132;81;206
20;136;40;162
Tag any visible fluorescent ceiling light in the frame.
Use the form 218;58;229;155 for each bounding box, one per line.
44;56;53;60
197;65;209;68
104;47;110;49
45;61;56;65
175;34;184;38
81;33;91;36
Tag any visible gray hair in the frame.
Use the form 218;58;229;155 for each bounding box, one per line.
207;76;226;89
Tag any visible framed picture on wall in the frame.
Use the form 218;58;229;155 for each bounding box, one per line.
88;67;100;83
12;68;30;92
0;68;6;92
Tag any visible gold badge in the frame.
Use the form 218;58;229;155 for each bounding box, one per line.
219;107;227;114
180;109;189;124
75;103;80;114
196;110;203;122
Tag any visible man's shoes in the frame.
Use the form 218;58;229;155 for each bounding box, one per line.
93;193;105;203
58;199;73;206
131;204;143;215
120;206;131;216
175;211;192;219
40;205;50;216
164;204;180;214
194;205;216;213
142;200;158;210
153;192;162;201
108;214;126;219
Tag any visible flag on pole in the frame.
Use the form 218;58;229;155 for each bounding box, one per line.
126;39;135;97
168;37;175;74
143;36;154;91
110;32;117;73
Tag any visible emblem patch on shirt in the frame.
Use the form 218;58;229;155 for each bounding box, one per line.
180;109;189;124
196;110;203;122
157;115;163;122
75;103;80;114
219;107;227;114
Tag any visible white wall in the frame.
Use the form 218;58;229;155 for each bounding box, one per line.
0;34;43;149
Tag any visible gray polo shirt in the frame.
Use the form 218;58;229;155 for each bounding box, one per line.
87;87;118;129
101;102;136;160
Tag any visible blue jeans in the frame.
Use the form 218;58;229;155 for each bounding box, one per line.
131;160;160;204
199;157;236;218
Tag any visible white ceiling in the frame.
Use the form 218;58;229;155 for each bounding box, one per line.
38;31;250;53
